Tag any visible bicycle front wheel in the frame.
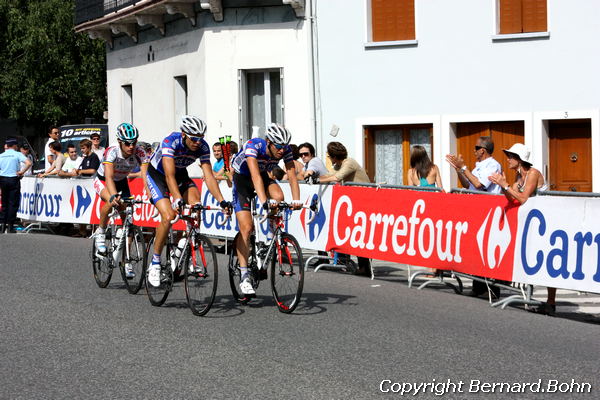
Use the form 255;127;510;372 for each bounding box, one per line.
145;237;173;306
270;233;304;313
92;235;113;288
184;234;218;316
120;227;147;294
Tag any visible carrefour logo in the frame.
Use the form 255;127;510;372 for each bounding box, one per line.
476;206;511;269
70;186;92;218
300;194;326;241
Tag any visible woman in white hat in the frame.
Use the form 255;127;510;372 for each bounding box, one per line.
490;143;555;315
489;143;545;204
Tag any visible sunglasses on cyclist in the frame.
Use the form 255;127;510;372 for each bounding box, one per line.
272;143;286;150
186;135;204;143
120;140;137;147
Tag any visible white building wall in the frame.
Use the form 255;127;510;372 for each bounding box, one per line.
315;0;600;189
106;19;312;159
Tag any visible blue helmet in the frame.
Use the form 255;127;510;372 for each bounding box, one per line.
116;123;139;141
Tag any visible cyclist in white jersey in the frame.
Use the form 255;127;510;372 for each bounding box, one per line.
93;123;148;278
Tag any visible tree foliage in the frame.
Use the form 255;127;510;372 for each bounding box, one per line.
0;0;107;129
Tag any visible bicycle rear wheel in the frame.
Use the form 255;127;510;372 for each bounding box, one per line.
184;234;218;316
228;233;251;304
270;233;304;313
92;235;113;288
119;227;147;294
145;237;173;306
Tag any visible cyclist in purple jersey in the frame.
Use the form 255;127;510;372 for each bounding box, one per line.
232;123;301;295
145;115;231;287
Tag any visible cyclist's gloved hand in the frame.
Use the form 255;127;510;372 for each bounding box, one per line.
109;192;122;206
172;198;185;211
219;200;233;215
290;199;303;210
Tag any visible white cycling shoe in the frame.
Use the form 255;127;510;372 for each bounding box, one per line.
95;233;107;256
148;263;161;287
124;263;135;279
239;277;255;295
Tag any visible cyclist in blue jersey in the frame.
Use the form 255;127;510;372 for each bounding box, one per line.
146;115;231;287
231;123;302;295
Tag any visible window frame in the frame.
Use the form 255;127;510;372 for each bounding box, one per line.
364;0;418;49
492;0;550;41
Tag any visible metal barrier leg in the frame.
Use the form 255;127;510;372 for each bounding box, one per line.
409;270;463;294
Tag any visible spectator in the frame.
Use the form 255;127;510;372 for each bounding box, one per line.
217;140;238;185
58;144;83;178
44;126;59;170
0;138;31;233
488;143;555;315
37;142;65;178
270;166;286;181
19;145;34;176
446;136;504;298
320;141;372;276
212;142;225;178
297;142;328;182
408;145;443;190
282;144;304;180
90;133;105;159
77;139;100;177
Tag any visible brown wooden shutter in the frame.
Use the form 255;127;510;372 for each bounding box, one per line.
522;0;547;32
372;0;415;42
499;0;523;34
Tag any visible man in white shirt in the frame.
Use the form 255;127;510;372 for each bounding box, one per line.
90;132;105;159
446;136;502;194
58;144;83;178
446;136;504;297
44;126;59;170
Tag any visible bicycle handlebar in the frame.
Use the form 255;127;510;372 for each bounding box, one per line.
256;199;319;224
170;203;231;225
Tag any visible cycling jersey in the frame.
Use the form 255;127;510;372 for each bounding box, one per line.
231;138;293;176
97;145;148;181
150;132;210;174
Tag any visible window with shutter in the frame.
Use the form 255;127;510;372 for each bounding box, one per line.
499;0;547;34
371;0;415;42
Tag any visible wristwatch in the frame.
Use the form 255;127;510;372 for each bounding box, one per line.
460;165;467;172
503;185;510;191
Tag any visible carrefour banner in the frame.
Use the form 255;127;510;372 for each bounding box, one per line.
326;186;519;281
513;196;600;294
18;177;96;223
199;181;331;251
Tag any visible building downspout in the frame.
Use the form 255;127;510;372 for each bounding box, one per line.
307;0;322;156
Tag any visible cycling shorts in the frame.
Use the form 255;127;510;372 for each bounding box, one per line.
232;171;276;213
93;175;131;198
146;164;197;204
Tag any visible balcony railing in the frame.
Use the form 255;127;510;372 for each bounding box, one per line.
75;1;141;25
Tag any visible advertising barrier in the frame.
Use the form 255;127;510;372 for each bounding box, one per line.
15;176;600;294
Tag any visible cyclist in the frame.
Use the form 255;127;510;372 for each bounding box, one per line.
231;123;302;295
93;123;148;278
146;115;231;287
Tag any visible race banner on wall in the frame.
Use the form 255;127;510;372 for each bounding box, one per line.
18;177;96;224
325;185;520;281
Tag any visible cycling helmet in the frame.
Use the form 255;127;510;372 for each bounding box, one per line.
180;115;207;137
265;123;291;146
116;123;139;141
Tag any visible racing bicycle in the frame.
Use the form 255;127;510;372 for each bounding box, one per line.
145;203;227;316
228;198;319;313
91;197;148;294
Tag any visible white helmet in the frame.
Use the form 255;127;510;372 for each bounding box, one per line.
265;123;291;146
180;115;207;137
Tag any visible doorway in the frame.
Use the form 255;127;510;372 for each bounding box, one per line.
548;119;592;192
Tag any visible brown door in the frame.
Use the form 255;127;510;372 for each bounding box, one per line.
549;120;592;192
456;121;524;187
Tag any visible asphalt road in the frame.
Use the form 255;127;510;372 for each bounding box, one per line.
1;234;598;399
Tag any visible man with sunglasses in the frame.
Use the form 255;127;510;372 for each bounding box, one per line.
230;123;302;295
93;123;148;275
445;136;503;298
445;136;502;194
145;115;231;287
